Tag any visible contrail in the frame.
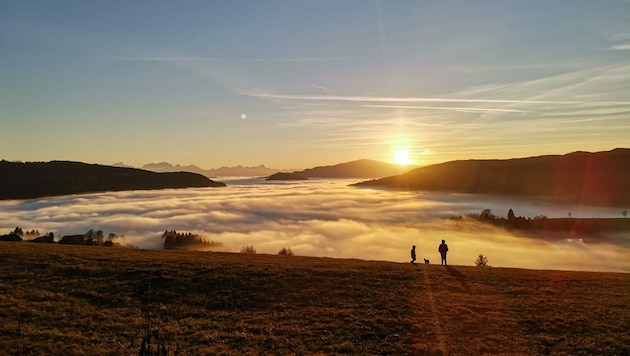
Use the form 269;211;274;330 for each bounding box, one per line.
249;93;630;106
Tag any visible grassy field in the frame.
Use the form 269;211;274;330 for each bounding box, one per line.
0;243;628;355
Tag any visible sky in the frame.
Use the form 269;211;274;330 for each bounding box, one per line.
1;179;628;272
2;1;630;169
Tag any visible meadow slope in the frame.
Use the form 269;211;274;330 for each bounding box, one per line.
0;243;628;355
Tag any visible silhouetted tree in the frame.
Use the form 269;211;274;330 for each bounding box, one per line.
161;230;221;250
623;210;628;218
278;247;294;256
24;229;40;238
12;227;24;237
241;245;256;254
475;254;489;267
84;229;96;245
95;229;104;246
480;209;494;220
507;208;515;221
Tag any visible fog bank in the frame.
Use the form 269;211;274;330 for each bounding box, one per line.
1;179;628;272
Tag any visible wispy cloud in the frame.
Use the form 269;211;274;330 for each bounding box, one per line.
610;43;630;50
248;93;630;106
311;84;331;93
604;32;630;50
113;57;353;62
363;104;527;113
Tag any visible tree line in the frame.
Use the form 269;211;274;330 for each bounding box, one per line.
452;208;630;234
161;230;222;250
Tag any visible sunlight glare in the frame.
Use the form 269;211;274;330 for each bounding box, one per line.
394;148;411;165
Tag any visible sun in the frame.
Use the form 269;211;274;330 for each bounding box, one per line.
394;148;411;165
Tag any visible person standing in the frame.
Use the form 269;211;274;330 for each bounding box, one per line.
438;239;449;265
410;245;416;264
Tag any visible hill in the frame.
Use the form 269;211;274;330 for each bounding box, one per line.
296;159;413;178
0;243;627;355
266;172;309;181
354;148;630;206
142;162;279;177
0;160;225;200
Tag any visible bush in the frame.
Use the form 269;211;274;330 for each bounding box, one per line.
475;254;489;267
240;245;256;254
278;247;294;256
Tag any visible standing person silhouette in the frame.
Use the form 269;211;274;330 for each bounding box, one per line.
438;239;449;265
410;245;416;264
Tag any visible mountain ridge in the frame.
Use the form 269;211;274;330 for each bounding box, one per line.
354;148;630;206
125;159;408;178
0;160;225;200
140;162;280;177
295;158;413;178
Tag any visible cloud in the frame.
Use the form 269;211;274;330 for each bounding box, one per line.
113;57;353;62
1;180;628;273
363;104;527;113
311;84;331;93
247;93;630;106
610;43;630;50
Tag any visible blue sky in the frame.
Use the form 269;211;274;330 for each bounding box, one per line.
2;1;630;169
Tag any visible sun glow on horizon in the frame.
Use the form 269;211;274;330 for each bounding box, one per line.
394;148;411;165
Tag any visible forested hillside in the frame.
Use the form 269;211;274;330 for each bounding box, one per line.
0;160;225;200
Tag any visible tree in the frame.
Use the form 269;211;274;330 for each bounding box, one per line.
278;247;294;256
95;229;104;246
12;226;24;236
475;254;489;267
480;209;494;220
241;245;256;254
507;208;515;221
623;210;628;218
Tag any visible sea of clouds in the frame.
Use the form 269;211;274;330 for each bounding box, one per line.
1;179;628;272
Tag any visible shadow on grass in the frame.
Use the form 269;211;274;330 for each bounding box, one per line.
445;266;470;293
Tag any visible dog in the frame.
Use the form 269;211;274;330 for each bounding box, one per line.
424;259;430;264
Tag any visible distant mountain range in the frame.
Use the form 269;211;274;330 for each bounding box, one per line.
0;160;225;200
131;159;409;179
135;162;280;177
354;148;630;206
295;159;413;178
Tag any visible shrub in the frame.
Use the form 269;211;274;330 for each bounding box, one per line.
241;245;256;254
278;247;294;256
475;254;489;267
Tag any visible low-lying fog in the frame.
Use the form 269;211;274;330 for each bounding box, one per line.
1;179;628;272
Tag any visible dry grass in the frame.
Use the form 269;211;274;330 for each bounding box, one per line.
0;243;628;355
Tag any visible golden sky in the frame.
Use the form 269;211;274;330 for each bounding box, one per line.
2;1;630;169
